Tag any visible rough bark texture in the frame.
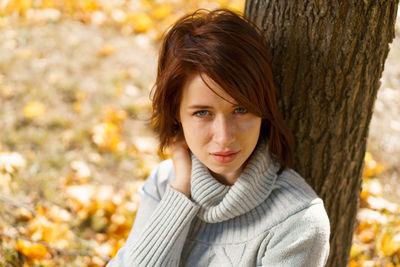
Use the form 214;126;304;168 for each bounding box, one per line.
244;1;398;266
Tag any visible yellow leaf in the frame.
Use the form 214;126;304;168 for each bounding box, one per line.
114;84;124;96
41;0;55;9
17;49;33;59
111;239;125;258
64;0;76;12
364;151;373;162
356;221;372;233
92;114;127;152
104;107;127;124
27;205;74;249
360;186;369;202
216;0;230;7
0;17;6;28
228;2;244;13
35;203;47;216
130;13;153;33
379;233;400;257
1;84;14;99
93;185;115;212
91;122;121;151
363;152;384;178
109;134;125;152
23;101;46;119
75;91;87;100
151;4;172;20
348;259;360;267
14;0;32;15
80;0;98;12
27;214;51;241
359;228;376;243
350;244;360;259
139;0;152;8
108;205;134;238
15;239;48;260
98;44;115;57
73;101;82;113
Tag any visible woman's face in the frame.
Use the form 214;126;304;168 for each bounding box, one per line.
179;73;262;185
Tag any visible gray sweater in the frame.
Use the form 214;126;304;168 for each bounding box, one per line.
107;140;330;266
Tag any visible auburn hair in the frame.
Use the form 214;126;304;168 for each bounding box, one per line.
150;8;295;173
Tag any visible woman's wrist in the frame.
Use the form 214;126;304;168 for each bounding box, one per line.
170;180;191;198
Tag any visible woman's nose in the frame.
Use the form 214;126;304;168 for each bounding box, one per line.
212;115;235;147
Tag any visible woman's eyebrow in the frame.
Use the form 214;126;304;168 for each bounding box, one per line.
188;103;240;109
187;105;213;109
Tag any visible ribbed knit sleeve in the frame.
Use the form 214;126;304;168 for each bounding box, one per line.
107;167;200;267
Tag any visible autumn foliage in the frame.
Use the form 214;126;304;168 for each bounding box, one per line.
0;0;399;266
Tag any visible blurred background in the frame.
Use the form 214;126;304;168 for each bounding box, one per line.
0;1;399;266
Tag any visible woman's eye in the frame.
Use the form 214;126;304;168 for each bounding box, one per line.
193;110;210;117
234;107;248;114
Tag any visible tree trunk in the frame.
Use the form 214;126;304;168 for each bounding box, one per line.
244;1;398;266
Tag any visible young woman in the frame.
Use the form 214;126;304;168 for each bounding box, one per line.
107;8;330;267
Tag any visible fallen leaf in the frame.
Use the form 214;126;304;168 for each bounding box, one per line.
41;0;55;9
23;101;46;119
15;239;48;260
130;13;153;33
98;44;115;57
104;107;127;124
378;232;400;257
91;122;125;152
151;4;172;20
363;152;384;178
80;0;98;12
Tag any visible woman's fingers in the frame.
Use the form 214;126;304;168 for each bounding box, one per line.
169;132;192;197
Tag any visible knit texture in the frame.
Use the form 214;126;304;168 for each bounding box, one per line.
107;139;330;266
191;139;279;223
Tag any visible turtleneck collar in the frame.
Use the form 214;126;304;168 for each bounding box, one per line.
190;138;281;223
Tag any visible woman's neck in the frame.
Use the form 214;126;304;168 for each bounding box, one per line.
209;168;241;186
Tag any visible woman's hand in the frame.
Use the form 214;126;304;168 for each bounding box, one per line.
169;132;192;198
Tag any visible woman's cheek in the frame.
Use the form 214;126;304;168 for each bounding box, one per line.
192;123;211;141
238;117;261;134
183;121;210;146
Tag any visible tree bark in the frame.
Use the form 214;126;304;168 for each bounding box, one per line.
244;1;398;266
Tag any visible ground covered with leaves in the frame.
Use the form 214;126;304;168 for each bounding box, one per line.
0;1;399;266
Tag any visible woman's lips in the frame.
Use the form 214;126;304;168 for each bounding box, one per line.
211;151;239;163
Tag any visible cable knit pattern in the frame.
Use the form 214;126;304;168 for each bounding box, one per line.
191;139;280;223
107;138;331;267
